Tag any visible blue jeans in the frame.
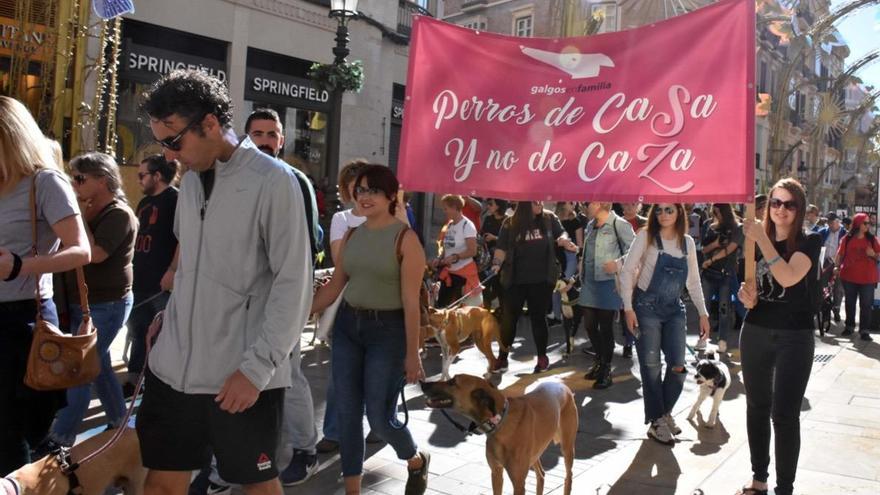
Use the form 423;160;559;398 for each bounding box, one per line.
553;251;579;319
702;272;733;342
51;293;133;445
842;281;874;334
634;297;687;423
332;305;418;477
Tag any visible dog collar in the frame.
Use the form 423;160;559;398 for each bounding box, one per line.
473;399;509;436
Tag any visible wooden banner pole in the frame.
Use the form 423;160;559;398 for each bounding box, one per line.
744;203;756;286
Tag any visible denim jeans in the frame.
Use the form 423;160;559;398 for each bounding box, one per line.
51;293;133;445
1;298;65;475
634;297;687;423
702;272;733;342
127;291;169;374
842;281;875;335
553;251;579;319
740;323;814;495
332;305;417;477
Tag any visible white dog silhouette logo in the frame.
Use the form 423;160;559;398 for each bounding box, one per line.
520;46;614;79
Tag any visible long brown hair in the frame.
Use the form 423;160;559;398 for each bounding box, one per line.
509;201;539;243
764;177;807;258
645;204;688;249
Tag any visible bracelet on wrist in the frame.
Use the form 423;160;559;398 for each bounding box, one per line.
766;255;782;266
4;252;22;282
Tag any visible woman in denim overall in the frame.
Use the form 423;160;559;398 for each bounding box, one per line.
620;203;710;445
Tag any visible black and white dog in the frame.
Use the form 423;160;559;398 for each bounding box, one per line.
687;353;731;428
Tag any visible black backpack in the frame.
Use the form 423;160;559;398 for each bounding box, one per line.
289;166;323;266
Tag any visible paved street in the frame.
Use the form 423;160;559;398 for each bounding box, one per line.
278;313;880;495
100;310;880;495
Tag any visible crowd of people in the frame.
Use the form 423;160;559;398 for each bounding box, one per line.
1;68;877;495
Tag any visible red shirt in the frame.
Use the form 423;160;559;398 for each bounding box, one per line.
462;202;482;232
838;235;880;285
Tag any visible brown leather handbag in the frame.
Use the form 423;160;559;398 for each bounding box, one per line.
24;175;100;391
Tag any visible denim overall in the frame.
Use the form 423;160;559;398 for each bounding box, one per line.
633;235;689;423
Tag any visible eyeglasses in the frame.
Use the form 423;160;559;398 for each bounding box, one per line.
137;172;153;180
768;198;798;212
155;115;204;151
654;206;676;216
72;174;88;185
354;185;382;197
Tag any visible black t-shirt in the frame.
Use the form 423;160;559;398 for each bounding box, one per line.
497;213;564;285
133;187;179;295
702;223;744;274
745;232;823;330
481;214;505;252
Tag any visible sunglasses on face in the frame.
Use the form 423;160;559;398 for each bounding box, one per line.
155;115;203;151
654;206;676;216
354;185;382;197
768;198;798;212
137;172;153;180
72;174;88;185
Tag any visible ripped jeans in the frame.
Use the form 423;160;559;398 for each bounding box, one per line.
634;293;687;424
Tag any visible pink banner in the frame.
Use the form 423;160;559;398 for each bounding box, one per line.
398;0;755;203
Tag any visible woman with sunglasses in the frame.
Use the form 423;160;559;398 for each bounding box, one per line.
311;165;430;495
0;97;91;474
46;152;138;450
620;203;709;445
834;212;879;341
737;178;822;495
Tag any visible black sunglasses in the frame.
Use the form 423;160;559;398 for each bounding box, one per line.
768;198;798;212
72;174;88;185
654;206;676;216
354;185;382;197
155;115;204;151
137;172;154;180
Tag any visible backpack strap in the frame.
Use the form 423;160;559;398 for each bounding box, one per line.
395;225;410;263
611;217;626;257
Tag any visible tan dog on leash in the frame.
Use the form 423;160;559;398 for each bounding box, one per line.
422;306;506;379
422;374;578;495
2;428;145;495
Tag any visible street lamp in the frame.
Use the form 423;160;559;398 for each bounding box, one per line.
325;0;359;189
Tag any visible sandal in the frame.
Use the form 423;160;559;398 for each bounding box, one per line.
735;486;768;495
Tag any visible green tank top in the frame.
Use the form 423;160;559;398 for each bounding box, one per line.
342;221;406;310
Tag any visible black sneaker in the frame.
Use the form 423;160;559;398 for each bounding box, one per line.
861;333;873;342
593;366;613;390
622;345;633;358
584;360;601;380
842;328;854;336
405;451;430;495
315;438;339;454
280;449;319;486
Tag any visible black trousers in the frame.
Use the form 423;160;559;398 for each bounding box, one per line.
582;306;616;365
437;273;466;308
0;299;66;475
501;283;553;357
740;323;814;495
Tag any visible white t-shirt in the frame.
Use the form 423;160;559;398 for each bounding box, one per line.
329;209;366;243
443;216;477;271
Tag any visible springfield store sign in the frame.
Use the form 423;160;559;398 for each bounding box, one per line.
122;42;227;84
245;68;330;112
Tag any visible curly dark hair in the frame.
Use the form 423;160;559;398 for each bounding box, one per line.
140;69;233;131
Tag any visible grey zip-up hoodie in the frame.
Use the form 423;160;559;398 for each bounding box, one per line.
148;137;313;394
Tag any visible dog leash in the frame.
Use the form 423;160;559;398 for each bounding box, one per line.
444;272;497;310
130;290;169;311
389;377;409;430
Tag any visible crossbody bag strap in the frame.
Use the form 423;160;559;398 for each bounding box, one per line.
31;174;91;330
395;225;410;264
611;217;626;256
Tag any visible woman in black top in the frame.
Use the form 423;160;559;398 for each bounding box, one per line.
480;199;508;308
490;201;577;373
699;203;742;353
737;178;822;495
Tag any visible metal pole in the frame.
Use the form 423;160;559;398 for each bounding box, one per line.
325;21;351;187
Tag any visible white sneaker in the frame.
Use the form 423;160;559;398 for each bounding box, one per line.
647;419;675;445
663;413;682;435
694;338;708;351
717;340;727;353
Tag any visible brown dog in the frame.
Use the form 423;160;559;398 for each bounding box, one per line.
422;306;506;379
2;428;145;495
421;374;578;495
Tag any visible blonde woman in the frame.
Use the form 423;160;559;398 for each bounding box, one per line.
0;96;91;474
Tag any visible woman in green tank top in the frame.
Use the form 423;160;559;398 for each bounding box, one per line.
311;165;431;495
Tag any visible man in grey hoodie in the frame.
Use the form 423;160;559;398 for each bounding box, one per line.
135;69;312;495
